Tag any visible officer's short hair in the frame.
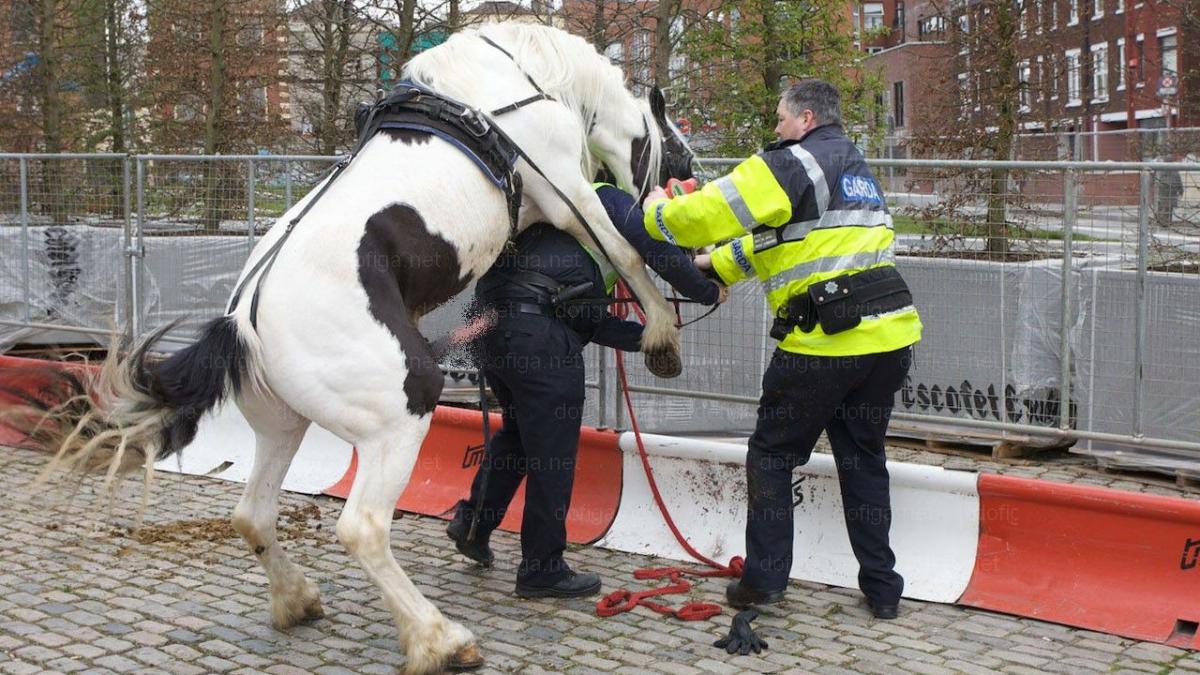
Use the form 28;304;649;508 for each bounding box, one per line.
782;80;842;127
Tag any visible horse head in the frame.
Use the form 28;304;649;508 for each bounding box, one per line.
601;86;695;201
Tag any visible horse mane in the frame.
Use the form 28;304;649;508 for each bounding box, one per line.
403;22;661;196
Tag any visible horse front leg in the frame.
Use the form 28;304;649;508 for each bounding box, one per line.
541;185;681;378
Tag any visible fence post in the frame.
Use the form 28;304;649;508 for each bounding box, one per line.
1132;169;1151;439
596;347;608;428
18;157;30;322
247;159;257;254
1058;168;1077;433
122;155;134;341
132;157;146;338
614;359;626;432
284;159;293;211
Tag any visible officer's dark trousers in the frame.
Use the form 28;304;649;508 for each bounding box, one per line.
742;346;912;605
465;313;586;585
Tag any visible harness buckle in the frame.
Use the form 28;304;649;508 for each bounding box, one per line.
460;107;491;137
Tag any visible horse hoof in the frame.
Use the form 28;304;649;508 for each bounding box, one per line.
644;347;682;379
445;643;484;671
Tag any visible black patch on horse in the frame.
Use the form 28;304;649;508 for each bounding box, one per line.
357;204;469;416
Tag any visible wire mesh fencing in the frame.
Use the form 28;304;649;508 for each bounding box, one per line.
0;153;1197;470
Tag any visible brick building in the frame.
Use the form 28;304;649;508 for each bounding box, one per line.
866;0;1194;160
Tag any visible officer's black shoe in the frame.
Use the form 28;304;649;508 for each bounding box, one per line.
515;571;602;599
445;501;493;568
866;599;900;620
726;580;785;609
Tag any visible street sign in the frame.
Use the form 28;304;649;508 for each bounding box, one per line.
1158;73;1178;98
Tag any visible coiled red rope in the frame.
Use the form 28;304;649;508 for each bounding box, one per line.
595;283;743;622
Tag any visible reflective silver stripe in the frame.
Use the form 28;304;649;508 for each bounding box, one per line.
715;175;758;231
753;210;892;253
730;238;753;275
788;145;830;212
763;249;896;294
653;202;677;244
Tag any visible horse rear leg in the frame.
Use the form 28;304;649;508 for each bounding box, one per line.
336;419;480;675
230;395;323;629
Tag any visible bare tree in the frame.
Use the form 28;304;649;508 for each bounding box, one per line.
289;0;375;155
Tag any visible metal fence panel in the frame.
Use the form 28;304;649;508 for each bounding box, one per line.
0;153;1198;472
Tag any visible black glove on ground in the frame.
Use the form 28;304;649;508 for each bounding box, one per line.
713;608;769;655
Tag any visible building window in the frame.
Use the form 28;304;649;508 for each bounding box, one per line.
958;73;969;114
1160;33;1177;76
1016;0;1027;36
1068;0;1079;24
864;3;884;29
1092;0;1103;20
1066;48;1081;104
918;16;945;38
957;14;969;54
895;1;905;29
1091;43;1108;101
1049;53;1059;99
1051;0;1058;27
1116;38;1126;90
1019;60;1031;111
604;41;624;66
1034;0;1043;33
893;81;905;127
1136;36;1145;84
1116;0;1124;13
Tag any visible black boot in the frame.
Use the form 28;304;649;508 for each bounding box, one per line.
446;500;494;567
515;570;601;599
725;579;785;609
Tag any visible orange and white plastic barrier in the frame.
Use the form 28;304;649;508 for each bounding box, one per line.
960;474;1200;648
324;405;623;544
4;354;1200;647
596;432;980;604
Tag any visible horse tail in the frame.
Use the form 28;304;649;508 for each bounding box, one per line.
7;315;256;492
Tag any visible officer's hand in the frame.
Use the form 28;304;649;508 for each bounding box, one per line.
715;283;730;305
694;254;712;271
713;609;768;656
643;186;669;210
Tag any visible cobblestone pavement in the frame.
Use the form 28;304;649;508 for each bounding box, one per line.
2;444;1199;675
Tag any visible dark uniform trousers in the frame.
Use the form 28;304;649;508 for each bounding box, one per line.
465;312;586;586
743;346;913;605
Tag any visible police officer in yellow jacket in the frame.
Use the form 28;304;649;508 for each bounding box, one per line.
642;80;922;619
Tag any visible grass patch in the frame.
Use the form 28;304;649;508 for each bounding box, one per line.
891;214;1109;241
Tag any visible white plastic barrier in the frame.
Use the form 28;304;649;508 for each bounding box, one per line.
596;433;979;603
154;403;353;495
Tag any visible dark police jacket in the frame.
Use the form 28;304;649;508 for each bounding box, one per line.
476;185;719;351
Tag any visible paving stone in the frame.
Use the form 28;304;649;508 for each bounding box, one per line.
0;444;1194;675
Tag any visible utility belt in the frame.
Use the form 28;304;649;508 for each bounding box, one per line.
770;265;913;341
486;270;606;323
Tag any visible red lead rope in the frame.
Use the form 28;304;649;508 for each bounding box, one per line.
595;283;744;622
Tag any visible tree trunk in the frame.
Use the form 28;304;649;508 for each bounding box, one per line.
591;0;605;49
38;0;67;221
985;0;1015;256
653;0;680;87
761;2;782;125
448;0;460;33
394;0;418;64
204;0;229;233
105;0;126;153
318;0;353;156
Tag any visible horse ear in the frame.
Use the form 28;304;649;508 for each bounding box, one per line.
650;86;666;121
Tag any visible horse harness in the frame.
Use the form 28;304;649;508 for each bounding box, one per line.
227;34;653;333
227;41;556;327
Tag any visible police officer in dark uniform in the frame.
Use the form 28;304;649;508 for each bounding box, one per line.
447;183;724;598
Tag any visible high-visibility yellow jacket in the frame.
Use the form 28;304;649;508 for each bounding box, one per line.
643;124;922;356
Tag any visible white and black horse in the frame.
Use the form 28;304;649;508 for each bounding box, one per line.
14;22;697;675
